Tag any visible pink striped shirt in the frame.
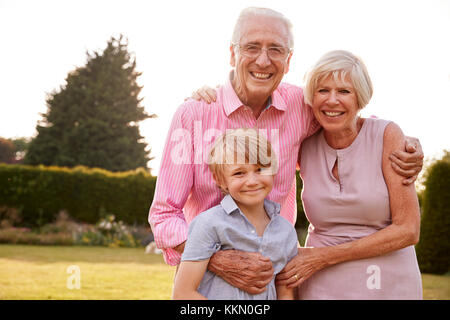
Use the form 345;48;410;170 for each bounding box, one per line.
148;80;320;266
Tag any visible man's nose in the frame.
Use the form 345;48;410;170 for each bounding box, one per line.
255;49;271;67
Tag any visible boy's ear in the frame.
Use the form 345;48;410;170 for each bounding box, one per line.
212;172;228;193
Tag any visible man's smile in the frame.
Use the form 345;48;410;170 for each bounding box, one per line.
250;71;273;80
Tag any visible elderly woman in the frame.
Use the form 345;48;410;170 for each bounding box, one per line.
275;50;422;299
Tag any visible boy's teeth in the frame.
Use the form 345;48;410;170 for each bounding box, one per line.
253;72;270;79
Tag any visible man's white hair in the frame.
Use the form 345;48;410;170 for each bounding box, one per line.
231;7;294;49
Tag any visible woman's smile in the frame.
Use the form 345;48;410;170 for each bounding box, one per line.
322;110;345;117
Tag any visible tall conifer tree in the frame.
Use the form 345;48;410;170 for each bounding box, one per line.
25;35;154;172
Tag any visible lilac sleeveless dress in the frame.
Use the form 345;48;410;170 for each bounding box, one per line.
298;118;422;300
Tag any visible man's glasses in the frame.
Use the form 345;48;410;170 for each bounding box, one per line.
233;43;291;61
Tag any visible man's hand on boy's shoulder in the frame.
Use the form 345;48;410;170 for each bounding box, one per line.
207;249;274;294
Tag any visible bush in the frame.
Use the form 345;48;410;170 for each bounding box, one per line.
0;206;22;228
0;227;74;246
416;160;450;274
0;211;148;247
74;214;139;247
0;164;156;227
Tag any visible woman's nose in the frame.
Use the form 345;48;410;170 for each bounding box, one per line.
327;91;339;105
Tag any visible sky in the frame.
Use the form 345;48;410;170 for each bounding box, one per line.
0;0;449;175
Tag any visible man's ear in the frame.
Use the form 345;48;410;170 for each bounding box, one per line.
284;51;293;74
230;45;236;67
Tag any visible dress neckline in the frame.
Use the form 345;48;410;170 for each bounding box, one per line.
320;118;369;156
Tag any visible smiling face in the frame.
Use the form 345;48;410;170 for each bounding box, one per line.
218;163;274;210
230;15;292;110
312;73;360;135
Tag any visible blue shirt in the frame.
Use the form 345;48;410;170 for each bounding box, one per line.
181;194;299;300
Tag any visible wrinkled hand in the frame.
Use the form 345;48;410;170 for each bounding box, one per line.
276;247;328;289
208;250;274;294
389;136;424;185
187;85;218;103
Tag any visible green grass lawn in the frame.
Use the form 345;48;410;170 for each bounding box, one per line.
0;244;175;299
0;244;448;300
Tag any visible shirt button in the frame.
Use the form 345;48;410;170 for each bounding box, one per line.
251;230;255;234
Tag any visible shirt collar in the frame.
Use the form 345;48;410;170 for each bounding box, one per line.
222;76;287;117
222;80;244;117
220;194;281;219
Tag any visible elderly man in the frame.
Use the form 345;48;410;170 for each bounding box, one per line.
149;7;423;295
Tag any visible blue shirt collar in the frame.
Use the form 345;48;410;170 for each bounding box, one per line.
220;194;281;219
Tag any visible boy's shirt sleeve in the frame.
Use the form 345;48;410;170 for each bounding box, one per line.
182;212;221;262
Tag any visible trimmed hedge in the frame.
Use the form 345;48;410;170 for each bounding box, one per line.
416;161;450;274
0;164;309;231
0;164;156;227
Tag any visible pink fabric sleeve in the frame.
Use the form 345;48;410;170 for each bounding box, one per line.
304;105;321;138
297;90;321;168
148;104;195;266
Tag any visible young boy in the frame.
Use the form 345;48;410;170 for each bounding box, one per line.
172;128;298;300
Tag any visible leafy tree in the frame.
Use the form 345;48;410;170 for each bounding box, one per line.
10;137;30;163
24;35;155;172
416;156;450;274
0;138;15;163
417;149;450;192
11;137;30;154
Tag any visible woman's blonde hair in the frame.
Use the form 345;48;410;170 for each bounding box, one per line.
208;128;278;193
304;50;373;109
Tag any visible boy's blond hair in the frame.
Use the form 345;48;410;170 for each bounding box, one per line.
208;128;278;193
